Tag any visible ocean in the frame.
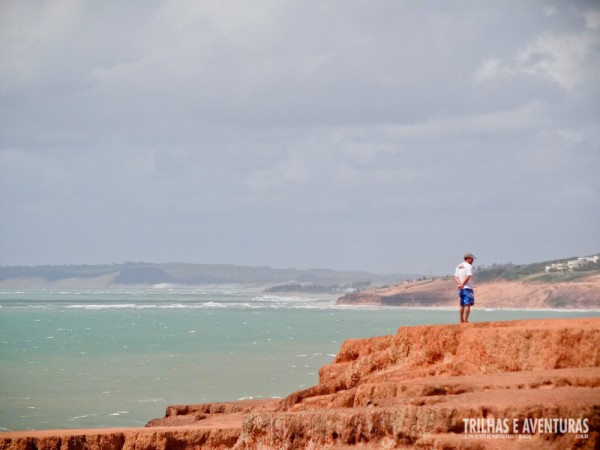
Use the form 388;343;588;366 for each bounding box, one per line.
1;286;598;431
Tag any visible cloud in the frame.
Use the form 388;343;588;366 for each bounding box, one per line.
474;9;600;91
1;1;599;272
248;153;308;191
0;0;82;95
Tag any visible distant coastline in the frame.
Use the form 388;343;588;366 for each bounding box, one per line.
2;256;598;310
336;276;600;310
0;262;415;289
336;254;600;310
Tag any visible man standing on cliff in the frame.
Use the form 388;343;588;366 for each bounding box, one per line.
455;253;475;323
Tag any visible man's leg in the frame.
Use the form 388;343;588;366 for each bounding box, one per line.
460;306;465;323
464;305;471;323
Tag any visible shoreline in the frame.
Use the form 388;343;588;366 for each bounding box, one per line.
331;304;600;312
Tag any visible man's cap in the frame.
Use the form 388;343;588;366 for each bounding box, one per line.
464;253;476;259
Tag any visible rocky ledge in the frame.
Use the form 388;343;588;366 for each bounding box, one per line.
1;318;598;449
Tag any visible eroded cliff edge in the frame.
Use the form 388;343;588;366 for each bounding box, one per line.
1;318;599;449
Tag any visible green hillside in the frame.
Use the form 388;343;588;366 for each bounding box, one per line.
476;254;600;283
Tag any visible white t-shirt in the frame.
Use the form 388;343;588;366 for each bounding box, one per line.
455;261;473;289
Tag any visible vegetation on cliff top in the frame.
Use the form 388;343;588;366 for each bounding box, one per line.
475;255;600;283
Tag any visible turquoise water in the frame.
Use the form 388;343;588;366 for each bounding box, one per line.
1;287;598;431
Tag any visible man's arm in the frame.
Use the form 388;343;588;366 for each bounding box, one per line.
455;275;471;289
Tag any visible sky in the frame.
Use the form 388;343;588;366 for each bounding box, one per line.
1;0;599;275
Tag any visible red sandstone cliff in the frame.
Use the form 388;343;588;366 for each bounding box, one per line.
1;318;599;449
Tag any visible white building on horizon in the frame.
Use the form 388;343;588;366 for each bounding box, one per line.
545;255;599;273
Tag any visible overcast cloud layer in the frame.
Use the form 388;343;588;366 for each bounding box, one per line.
1;0;599;275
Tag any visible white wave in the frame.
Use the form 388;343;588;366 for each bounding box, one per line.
137;398;163;403
11;305;51;309
68;414;97;421
65;304;137;309
200;302;227;308
253;294;320;303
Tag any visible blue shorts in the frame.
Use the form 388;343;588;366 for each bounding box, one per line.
459;288;475;307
